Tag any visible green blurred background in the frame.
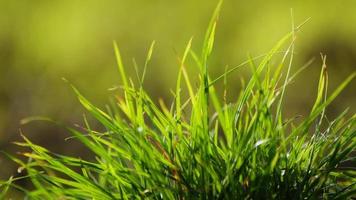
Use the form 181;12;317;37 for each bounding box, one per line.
0;0;355;194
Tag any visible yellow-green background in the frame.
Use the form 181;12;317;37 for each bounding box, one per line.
0;0;355;195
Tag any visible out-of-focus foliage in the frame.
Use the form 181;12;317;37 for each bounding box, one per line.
0;0;355;187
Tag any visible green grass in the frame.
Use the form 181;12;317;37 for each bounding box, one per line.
1;2;356;199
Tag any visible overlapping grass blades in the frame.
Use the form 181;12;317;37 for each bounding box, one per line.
1;2;356;199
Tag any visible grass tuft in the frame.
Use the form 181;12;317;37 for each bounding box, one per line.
1;2;355;199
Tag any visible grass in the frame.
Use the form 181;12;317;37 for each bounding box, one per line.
1;2;356;199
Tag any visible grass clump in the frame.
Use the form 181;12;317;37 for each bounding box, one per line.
1;3;356;199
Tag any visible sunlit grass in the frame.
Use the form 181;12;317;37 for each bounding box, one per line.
1;2;355;199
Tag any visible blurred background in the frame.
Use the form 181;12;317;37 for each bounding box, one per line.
0;0;355;195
